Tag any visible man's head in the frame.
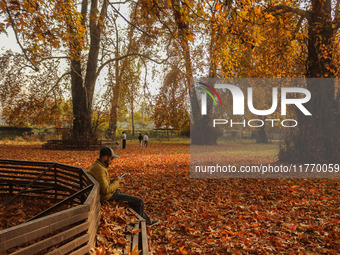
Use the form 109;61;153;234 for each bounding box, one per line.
99;147;119;166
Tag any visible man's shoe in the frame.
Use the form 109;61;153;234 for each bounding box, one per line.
148;219;160;227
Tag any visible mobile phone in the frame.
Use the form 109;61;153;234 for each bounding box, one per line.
120;173;126;178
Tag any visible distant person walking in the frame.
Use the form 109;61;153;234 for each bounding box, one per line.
143;134;149;147
122;132;127;149
138;133;143;147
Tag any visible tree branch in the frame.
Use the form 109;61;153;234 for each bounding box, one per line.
43;72;71;104
138;56;154;106
334;0;340;31
335;0;340;21
291;15;304;41
96;52;168;78
40;56;70;61
179;0;209;22
265;4;311;20
109;0;137;4
109;2;156;38
5;6;39;72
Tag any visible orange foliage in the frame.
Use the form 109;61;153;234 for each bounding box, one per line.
0;143;339;254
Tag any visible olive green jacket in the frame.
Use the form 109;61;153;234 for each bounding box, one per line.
88;159;119;201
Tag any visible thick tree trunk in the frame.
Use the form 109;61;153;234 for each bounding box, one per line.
172;0;218;145
71;59;92;140
69;0;108;141
69;0;91;140
280;0;338;162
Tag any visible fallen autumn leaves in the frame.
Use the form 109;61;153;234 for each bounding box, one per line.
0;143;339;254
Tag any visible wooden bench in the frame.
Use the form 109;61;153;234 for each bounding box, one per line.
125;208;149;255
0;159;101;255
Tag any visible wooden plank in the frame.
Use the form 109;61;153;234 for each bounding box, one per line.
0;160;52;167
1;165;55;209
132;223;139;252
0;170;56;178
54;163;83;174
11;221;90;255
55;179;80;191
0;205;88;244
27;185;93;222
128;208;144;222
0;160;98;254
124;234;132;255
87;201;101;248
0;174;48;180
85;184;99;209
82;171;98;189
89;188;99;211
1;211;89;252
0;161;81;175
87;202;99;227
0;180;56;187
56;170;80;180
140;220;149;255
45;233;90;255
0;187;57;195
68;244;91;255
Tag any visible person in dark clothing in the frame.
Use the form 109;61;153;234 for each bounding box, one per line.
122;131;126;149
88;147;160;226
138;133;143;147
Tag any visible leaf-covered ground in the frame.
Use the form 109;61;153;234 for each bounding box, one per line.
0;143;339;254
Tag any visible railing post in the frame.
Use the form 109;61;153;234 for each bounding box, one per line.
79;171;84;203
54;165;58;202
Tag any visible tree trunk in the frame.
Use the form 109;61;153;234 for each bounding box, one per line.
280;0;338;162
256;124;268;144
69;0;108;141
71;59;92;140
108;18;135;140
131;100;135;136
171;0;218;145
69;0;92;140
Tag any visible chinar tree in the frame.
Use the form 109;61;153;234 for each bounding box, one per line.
268;0;340;162
1;0;159;141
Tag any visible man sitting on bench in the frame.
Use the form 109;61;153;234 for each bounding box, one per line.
88;147;159;227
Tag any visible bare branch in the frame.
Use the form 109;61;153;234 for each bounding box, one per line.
150;1;177;38
109;0;137;4
109;2;156;38
40;56;70;61
96;52;169;78
138;56;154;106
43;72;71;104
179;0;209;23
5;6;39;72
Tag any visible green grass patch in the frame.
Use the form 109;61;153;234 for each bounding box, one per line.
215;139;280;157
